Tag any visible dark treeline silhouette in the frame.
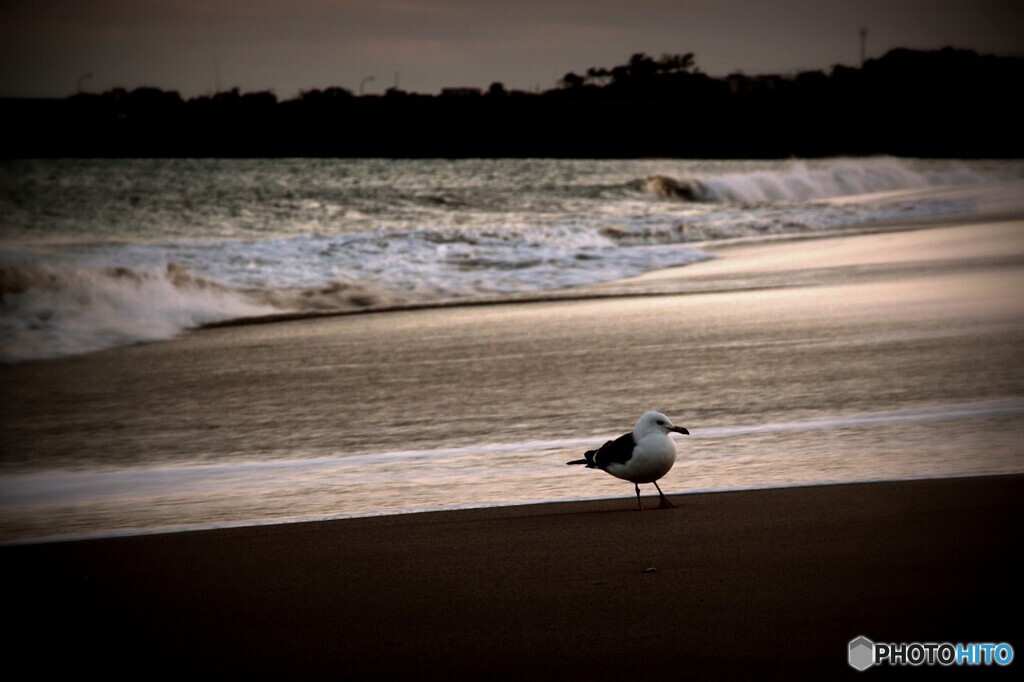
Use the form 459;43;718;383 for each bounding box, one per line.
2;48;1021;158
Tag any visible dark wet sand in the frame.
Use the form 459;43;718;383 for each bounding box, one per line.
5;475;1022;678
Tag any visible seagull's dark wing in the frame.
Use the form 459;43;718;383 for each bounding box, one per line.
584;432;636;470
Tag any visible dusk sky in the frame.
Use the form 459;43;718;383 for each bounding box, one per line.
2;0;1021;99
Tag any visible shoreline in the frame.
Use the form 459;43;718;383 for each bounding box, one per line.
4;468;1014;547
6;474;1022;677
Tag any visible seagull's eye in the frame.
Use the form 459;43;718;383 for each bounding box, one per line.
656;420;665;426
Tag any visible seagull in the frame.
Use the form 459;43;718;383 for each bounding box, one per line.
567;411;689;510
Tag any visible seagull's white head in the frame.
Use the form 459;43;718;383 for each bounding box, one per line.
634;411;689;439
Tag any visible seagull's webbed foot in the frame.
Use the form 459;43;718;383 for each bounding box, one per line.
653;481;675;509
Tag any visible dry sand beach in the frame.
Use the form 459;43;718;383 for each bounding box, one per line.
3;214;1024;676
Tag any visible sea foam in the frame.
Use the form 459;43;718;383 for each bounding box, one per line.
642;157;986;204
0;262;277;362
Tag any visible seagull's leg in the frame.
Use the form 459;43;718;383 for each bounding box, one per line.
634;483;644;511
653;481;675;509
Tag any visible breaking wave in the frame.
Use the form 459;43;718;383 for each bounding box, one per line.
0;235;709;362
0;262;392;362
637;156;1001;204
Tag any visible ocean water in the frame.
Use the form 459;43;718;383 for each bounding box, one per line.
3;156;1022;363
3;156;1024;543
3;398;1022;543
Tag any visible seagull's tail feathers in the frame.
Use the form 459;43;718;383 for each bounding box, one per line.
566;447;601;467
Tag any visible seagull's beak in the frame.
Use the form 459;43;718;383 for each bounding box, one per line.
671;426;689;435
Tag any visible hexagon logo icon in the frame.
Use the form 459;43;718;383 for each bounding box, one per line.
849;636;875;671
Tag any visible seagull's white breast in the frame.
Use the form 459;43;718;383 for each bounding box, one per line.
607;433;678;484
